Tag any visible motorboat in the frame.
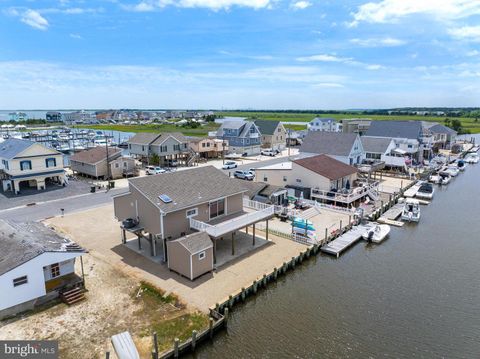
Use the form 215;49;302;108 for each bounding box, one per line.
416;182;434;199
445;166;459;177
429;174;441;184
465;153;479;164
438;171;451;185
362;223;391;243
401;198;421;222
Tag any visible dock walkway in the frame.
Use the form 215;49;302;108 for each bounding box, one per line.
403;182;421;198
321;224;371;257
378;203;404;227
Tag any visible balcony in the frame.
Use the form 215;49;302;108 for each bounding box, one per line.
249;133;259;138
311;181;379;204
189;199;274;238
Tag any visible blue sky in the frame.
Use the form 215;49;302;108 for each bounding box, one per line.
1;0;480;109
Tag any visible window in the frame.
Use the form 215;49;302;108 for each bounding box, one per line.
1;159;8;170
114;163;120;168
283;176;287;182
50;263;60;278
408;144;413;148
45;158;56;168
123;162;127;168
250;126;256;133
202;143;206;148
142;146;145;151
263;176;268;182
209;198;225;219
186;208;198;218
161;145;168;152
296;179;301;183
13;276;28;287
174;144;180;151
20;160;32;171
198;251;206;260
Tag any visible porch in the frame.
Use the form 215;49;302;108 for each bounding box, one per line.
311;180;380;205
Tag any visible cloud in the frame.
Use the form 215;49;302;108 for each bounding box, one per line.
123;0;272;11
69;33;83;39
466;50;480;57
349;0;480;27
448;26;480;42
365;64;385;70
291;1;311;10
296;54;352;62
312;83;344;88
20;10;49;30
350;37;406;47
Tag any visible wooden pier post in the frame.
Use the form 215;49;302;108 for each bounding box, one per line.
224;308;229;327
191;330;197;351
253;280;258;293
228;295;233;308
325;228;328;243
174;338;179;358
152;332;159;359
339;220;342;233
241;287;246;301
209;318;214;339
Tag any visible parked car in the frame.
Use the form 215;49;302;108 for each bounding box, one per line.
222;161;238;169
146;166;166;175
261;149;277;157
234;170;254;180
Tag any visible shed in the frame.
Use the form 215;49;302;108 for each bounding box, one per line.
166;232;213;280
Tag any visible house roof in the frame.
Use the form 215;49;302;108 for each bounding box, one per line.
293;154;357;180
187;136;206;143
360;136;393;153
128;166;248;213
127;133;160;145
217;120;259;139
221;120;245;130
70;146;121;164
233;179;267;199
0;138;36;159
174;231;213;255
365;120;422;139
0;220;85;276
429;124;457;135
299;132;359;156
151;132;187;145
254;120;280;135
311;117;335;123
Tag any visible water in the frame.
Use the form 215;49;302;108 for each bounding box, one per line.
191;141;480;358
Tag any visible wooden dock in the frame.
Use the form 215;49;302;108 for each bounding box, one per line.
403;182;421;198
321;224;371;257
378;203;405;227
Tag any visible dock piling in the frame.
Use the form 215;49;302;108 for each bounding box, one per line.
191;330;197;351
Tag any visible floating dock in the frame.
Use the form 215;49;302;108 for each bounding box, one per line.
321;224;372;257
403;182;421;198
378;203;404;227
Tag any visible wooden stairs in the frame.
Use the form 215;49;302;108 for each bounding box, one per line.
61;286;86;305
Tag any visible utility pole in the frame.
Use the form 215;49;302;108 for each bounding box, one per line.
287;128;291;157
222;133;226;165
105;132;111;184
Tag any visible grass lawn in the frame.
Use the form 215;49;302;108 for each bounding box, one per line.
218;111;480;133
77;123;220;137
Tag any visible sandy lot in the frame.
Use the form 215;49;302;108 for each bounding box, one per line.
44;205;306;312
0;253;197;359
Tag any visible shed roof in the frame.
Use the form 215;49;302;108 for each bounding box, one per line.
254;120;281;135
174;232;213;255
293;154;357;180
70;146;121;164
365;120;422;139
0;138;36;159
360;136;393;153
129;166;247;213
0;220;85;276
299;132;358;156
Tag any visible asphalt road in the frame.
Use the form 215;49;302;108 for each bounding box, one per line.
0;188;127;222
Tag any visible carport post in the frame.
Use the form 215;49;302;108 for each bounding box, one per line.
137;234;142;250
252;224;256;246
266;220;269;241
213;238;217;264
246;226;248;234
149;233;154;256
231;232;235;256
122;228;126;244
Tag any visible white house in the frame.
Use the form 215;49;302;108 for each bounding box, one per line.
0;138;65;194
299;132;364;165
307;118;342;132
0;220;86;319
360;136;406;168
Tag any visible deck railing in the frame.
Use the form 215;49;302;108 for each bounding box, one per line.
311;181;379;204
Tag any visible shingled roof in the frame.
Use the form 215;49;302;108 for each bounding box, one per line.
361;136;393;153
0;220;85;276
254;120;281;136
128;166;248;213
299;132;359;156
127;133;160;145
366;120;422;139
0;138;59;159
429;124;457;135
70;146;122;164
151;132;187;145
173;232;213;254
293;154;357;180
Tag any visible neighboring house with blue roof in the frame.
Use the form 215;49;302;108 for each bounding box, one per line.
216;120;261;155
365;120;433;162
307;117;342;132
0;139;65;194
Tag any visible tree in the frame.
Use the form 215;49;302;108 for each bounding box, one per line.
444;118;451;127
149;153;160;166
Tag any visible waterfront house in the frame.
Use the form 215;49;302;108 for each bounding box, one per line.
0;220;86;319
255;154;377;206
113;166;274;270
216;120;261;156
253;120;287;151
365;120;432;162
70;146;122;179
127;132;191;166
188;136;228;159
0;138;65;194
425;123;457;150
341;119;372;135
307;118;342;132
299;132;365;165
360;136;406;169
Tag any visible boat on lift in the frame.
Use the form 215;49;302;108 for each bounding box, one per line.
401;198;421;222
416;182;434;199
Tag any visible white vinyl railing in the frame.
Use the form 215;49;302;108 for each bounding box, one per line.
311;181;379;204
190;200;274;237
243;198;272;211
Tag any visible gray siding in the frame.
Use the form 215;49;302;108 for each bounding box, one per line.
167;241;191;278
192;248;213;279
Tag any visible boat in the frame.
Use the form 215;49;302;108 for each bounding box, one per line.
401;198;421;222
445;166;459;177
292;217;316;238
429;174;441;184
456;160;466;171
438;171;451;185
362;223;391;243
465;153;479;164
416;182;434;199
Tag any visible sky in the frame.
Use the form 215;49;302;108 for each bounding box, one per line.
1;0;480;109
